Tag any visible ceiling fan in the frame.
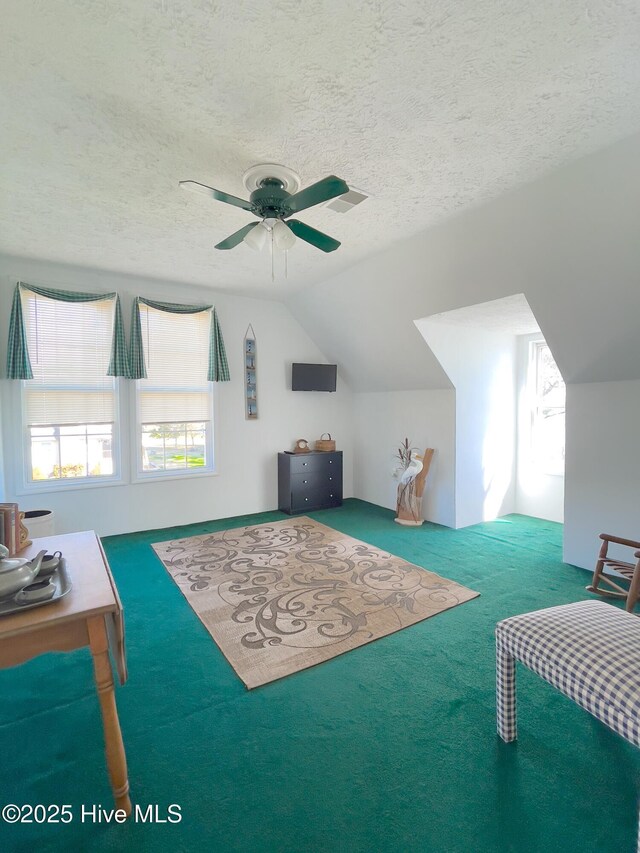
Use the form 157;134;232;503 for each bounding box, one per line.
179;164;348;253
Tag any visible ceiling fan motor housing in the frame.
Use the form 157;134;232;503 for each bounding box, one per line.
249;178;291;219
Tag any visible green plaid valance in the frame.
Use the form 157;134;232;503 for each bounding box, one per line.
129;297;230;382
6;282;131;379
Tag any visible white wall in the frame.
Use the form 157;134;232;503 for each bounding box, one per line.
417;319;516;527
352;390;455;528
289;133;640;560
0;255;354;536
515;334;564;523
564;380;640;569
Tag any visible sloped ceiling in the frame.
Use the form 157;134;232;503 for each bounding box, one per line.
1;1;640;297
288;133;640;389
422;294;540;338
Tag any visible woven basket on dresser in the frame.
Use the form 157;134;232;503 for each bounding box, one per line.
315;433;336;452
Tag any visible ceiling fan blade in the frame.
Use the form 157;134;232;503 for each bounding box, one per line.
215;222;260;250
179;180;255;212
283;175;349;215
287;219;341;253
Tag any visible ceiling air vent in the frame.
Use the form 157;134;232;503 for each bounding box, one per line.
325;188;368;213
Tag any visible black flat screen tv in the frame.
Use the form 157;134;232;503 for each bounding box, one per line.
292;363;337;392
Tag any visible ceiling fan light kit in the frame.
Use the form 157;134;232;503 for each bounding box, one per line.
243;221;269;252
272;219;296;251
179;163;350;261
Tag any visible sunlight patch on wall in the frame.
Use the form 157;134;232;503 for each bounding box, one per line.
482;354;516;520
416;293;545;527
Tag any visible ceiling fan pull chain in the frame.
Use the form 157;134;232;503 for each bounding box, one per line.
271;228;275;282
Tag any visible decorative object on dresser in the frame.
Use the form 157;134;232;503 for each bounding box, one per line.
278;450;343;514
395;447;434;526
293;439;310;453
244;324;257;419
315;433;336;452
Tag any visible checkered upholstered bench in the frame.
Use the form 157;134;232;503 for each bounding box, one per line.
496;599;640;851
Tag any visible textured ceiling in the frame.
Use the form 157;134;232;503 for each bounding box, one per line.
422;294;541;336
1;0;640;298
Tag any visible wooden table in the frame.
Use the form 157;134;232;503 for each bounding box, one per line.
0;531;131;814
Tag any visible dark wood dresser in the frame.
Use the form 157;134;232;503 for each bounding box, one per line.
278;451;343;514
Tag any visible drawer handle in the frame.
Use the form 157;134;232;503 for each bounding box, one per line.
305;498;309;502
303;480;308;484
330;494;334;498
329;476;332;481
303;462;308;466
329;460;332;464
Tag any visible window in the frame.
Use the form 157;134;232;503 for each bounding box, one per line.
21;291;120;485
530;341;565;475
135;304;214;476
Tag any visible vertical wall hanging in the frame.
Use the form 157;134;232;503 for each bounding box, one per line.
244;324;258;419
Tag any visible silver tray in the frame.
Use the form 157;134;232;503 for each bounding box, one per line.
0;558;72;617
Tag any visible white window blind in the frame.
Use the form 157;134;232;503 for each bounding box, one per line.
22;291;116;426
138;304;212;423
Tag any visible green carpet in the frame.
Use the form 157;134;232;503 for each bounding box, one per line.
1;500;638;853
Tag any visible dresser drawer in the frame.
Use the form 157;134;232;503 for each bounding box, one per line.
291;472;341;493
291;468;341;488
290;452;341;473
290;477;341;512
289;454;325;474
292;495;342;512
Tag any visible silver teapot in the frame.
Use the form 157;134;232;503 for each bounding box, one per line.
0;544;47;599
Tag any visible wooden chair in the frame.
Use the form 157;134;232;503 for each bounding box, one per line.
586;533;640;613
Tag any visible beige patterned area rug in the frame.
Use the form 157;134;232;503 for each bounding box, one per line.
152;517;479;689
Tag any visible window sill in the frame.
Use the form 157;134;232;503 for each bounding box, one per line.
131;469;219;486
15;469;221;495
16;477;126;497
